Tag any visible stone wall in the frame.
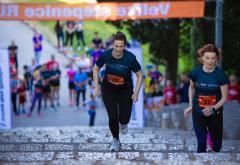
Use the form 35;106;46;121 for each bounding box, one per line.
144;101;240;139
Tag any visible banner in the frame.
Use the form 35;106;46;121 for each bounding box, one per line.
0;49;11;130
128;47;144;128
0;1;204;21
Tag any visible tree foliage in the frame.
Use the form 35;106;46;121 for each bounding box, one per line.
222;0;240;76
98;0;240;80
98;0;181;84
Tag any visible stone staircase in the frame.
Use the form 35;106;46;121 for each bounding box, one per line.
0;126;239;164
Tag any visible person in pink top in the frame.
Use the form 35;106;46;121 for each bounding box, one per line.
164;79;177;105
66;62;76;106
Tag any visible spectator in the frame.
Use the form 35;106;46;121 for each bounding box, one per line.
8;40;18;71
54;20;64;49
32;31;43;64
73;67;88;110
105;33;115;49
50;63;61;106
65;21;75;51
177;73;190;103
150;65;162;82
92;31;104;49
87;94;98;126
10;70;19;115
18;80;27;114
41;64;55;110
27;71;43;117
228;74;240;102
90;47;101;67
164;79;177;105
29;58;39;74
66;62;76;106
47;54;59;71
23;65;32;96
76;54;91;72
75;21;87;51
152;79;164;111
144;71;154;99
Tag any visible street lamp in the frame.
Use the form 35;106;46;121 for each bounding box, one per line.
215;0;223;66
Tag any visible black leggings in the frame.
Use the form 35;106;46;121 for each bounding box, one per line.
192;109;223;153
76;89;86;107
65;32;74;47
11;93;17;115
76;31;86;46
101;82;133;139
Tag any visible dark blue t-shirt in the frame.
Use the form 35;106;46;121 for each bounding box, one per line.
177;81;190;103
96;49;141;86
189;65;229;115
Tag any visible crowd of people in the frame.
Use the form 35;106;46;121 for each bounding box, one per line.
8;20;126;127
54;20;117;52
6;26;240;153
144;67;240;113
8;30;240;124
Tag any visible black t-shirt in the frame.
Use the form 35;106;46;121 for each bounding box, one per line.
41;70;52;85
96;49;141;87
24;71;32;81
50;69;61;83
8;45;18;53
92;38;103;48
35;79;43;94
55;22;63;34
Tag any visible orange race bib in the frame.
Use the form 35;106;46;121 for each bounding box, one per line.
35;88;42;93
107;74;124;85
198;95;216;108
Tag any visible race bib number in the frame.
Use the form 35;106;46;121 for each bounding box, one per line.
107;74;124;85
198;95;216;108
35;88;42;93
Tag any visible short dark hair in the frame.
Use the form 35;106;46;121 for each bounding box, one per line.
113;31;127;45
23;65;28;70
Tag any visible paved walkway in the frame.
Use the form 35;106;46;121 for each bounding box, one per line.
0;21;108;128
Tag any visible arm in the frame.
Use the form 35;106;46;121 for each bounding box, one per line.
188;80;195;108
214;84;228;110
132;70;143;103
184;79;195;117
202;84;228;116
92;64;100;98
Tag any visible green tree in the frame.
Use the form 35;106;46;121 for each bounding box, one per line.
222;0;240;76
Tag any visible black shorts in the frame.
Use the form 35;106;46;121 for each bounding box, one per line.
68;81;75;89
50;80;60;87
43;85;51;93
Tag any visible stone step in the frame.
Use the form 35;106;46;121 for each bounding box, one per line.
0;142;239;153
0;127;240;163
0;151;239;163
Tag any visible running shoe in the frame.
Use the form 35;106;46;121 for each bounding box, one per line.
27;112;32;118
110;138;121;151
